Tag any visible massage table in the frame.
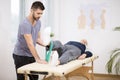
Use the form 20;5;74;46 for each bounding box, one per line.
17;55;98;80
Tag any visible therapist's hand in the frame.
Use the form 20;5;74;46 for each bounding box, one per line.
36;59;48;64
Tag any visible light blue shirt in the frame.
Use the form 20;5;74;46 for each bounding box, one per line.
13;18;41;57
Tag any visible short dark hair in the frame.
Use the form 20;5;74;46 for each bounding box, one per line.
31;1;45;10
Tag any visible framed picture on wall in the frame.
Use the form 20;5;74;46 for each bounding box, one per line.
77;4;109;30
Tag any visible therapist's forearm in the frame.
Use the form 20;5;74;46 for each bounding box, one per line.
27;42;47;64
27;42;41;61
24;34;41;61
36;38;47;47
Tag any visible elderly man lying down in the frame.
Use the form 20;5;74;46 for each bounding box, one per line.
46;39;93;65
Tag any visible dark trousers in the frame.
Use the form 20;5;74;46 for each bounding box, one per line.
13;54;38;80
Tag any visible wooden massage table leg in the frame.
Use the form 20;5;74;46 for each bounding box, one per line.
24;71;28;80
65;61;94;80
43;75;61;80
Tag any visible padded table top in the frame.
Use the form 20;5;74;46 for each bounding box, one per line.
17;55;98;76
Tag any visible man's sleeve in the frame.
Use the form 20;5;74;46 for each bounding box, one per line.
20;23;31;35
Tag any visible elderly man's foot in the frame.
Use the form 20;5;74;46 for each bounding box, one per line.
78;54;87;60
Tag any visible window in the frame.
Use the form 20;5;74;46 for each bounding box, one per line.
11;0;20;44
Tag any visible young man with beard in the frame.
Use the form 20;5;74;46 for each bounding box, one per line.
13;1;47;80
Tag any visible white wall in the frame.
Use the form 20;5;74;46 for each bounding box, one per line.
0;0;16;80
49;0;120;74
0;0;120;80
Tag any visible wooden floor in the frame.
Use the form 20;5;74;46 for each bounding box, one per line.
93;74;120;80
67;76;120;80
59;74;120;80
40;74;120;80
